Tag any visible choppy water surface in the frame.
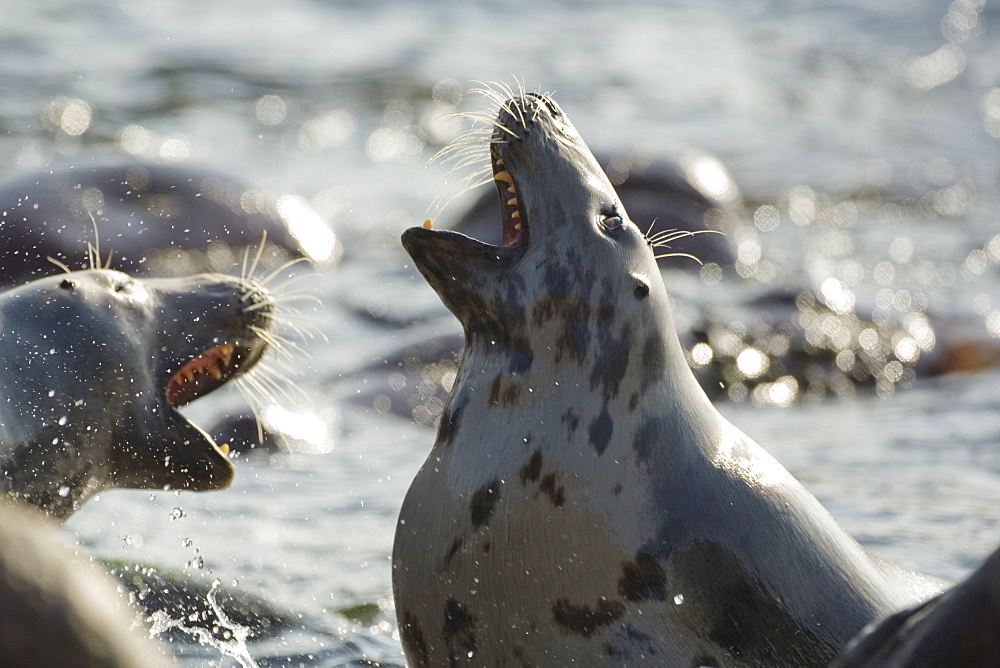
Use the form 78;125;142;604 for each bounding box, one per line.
4;1;1000;665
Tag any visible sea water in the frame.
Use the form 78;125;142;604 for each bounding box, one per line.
4;0;999;664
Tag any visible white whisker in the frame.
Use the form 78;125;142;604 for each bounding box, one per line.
46;256;73;275
653;251;705;265
245;230;269;281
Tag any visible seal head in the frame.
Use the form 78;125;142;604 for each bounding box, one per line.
0;269;273;519
395;92;943;666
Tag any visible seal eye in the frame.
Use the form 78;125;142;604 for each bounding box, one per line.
600;214;623;231
634;278;650;299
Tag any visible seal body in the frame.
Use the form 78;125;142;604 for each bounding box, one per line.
393;92;944;667
0;269;272;519
0;501;168;667
0;160;336;285
834;543;1000;667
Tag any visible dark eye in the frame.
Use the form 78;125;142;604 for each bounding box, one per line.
600;214;623;230
114;281;129;293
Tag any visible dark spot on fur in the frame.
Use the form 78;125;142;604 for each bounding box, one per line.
467;325;533;370
589;321;633;399
618;553;667;602
640;333;666;392
628;392;639;411
538;473;565;508
513;645;533;668
400;610;430;667
551;597;625;638
562;321;592;363
519;450;543;485
508;349;533;375
470;479;500;529
488;376;523;407
505;281;524;317
633;416;669;469
542;260;572;297
531;291;608;364
613;483;622;496
437;391;467;448
605;625;657;659
483;540;491;555
589;408;614;456
669;540;832;664
561;409;581;437
442;598;477;665
444;536;464;567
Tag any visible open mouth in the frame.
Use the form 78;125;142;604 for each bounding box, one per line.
492;148;528;249
166;343;244;409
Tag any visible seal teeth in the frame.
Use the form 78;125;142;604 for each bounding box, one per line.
494;157;526;247
166;343;238;407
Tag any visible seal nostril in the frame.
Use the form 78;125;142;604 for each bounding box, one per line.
59;279;76;291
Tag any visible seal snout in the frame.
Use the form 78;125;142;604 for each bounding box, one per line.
160;276;275;409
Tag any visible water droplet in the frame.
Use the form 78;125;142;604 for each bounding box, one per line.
47;390;55;398
58;486;70;497
58;416;68;426
673;594;684;605
168;507;185;521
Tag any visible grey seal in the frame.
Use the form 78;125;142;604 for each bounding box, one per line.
834;543;1000;667
0;268;273;519
392;89;944;666
0;500;168;667
0;159;336;286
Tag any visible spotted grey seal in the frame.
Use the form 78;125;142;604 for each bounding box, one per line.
392;88;945;666
0;267;273;519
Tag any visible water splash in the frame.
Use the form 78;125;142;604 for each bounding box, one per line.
146;579;259;668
